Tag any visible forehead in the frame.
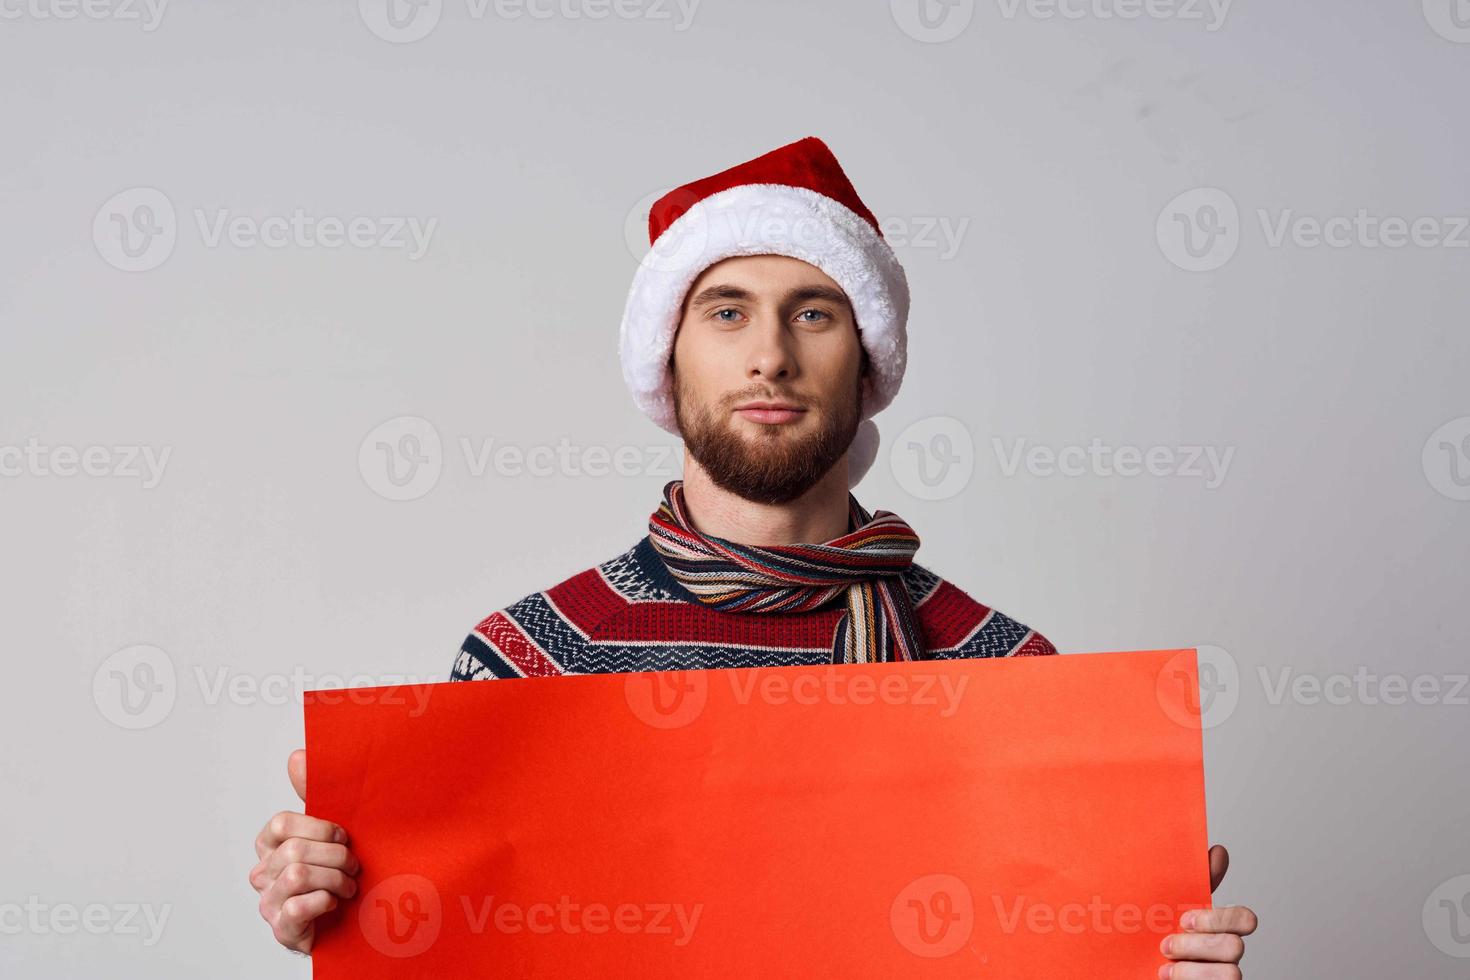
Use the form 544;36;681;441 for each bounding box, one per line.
685;254;844;296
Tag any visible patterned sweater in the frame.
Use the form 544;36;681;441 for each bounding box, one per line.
450;535;1055;680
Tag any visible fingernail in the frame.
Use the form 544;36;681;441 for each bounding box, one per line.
334;827;346;843
1182;911;1196;930
1158;964;1173;980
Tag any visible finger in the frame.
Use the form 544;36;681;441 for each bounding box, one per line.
1160;930;1245;963
255;811;347;858
265;863;358;908
288;749;307;803
1208;844;1230;892
1159;964;1241;980
250;839;360;892
270;888;338;952
1183;905;1258;936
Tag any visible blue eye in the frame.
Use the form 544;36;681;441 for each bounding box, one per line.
713;308;741;322
796;308;830;322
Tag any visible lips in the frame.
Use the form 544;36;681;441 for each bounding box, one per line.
734;402;807;425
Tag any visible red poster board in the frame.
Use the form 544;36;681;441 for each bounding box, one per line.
305;648;1211;978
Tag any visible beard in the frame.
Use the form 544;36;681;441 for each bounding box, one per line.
672;369;863;506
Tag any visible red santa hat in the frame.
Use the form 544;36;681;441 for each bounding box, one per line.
618;136;909;489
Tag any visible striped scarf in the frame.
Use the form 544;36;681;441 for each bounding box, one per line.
647;479;926;664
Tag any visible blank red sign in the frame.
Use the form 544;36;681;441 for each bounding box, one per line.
305;648;1211;978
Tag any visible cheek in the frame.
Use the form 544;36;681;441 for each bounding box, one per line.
812;336;864;390
675;328;736;384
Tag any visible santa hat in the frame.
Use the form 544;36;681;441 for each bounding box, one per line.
618;136;909;489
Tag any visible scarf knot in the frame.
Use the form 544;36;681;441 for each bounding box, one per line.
647;480;926;663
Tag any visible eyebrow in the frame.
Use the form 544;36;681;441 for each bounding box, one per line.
685;283;852;311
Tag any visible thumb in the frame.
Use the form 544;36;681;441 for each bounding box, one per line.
1208;843;1230;893
288;748;307;803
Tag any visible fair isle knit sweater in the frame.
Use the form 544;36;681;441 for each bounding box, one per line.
450;535;1055;680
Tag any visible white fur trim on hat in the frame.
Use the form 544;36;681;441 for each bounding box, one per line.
619;182;909;489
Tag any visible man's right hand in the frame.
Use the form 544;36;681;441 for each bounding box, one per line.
250;749;360;954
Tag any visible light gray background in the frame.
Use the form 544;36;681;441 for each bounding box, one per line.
2;0;1467;976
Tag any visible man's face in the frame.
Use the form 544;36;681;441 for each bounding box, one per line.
671;254;870;505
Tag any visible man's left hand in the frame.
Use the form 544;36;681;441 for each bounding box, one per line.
1159;844;1258;978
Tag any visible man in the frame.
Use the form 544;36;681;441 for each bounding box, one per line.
250;137;1258;977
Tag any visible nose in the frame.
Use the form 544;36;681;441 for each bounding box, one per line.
745;314;797;385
